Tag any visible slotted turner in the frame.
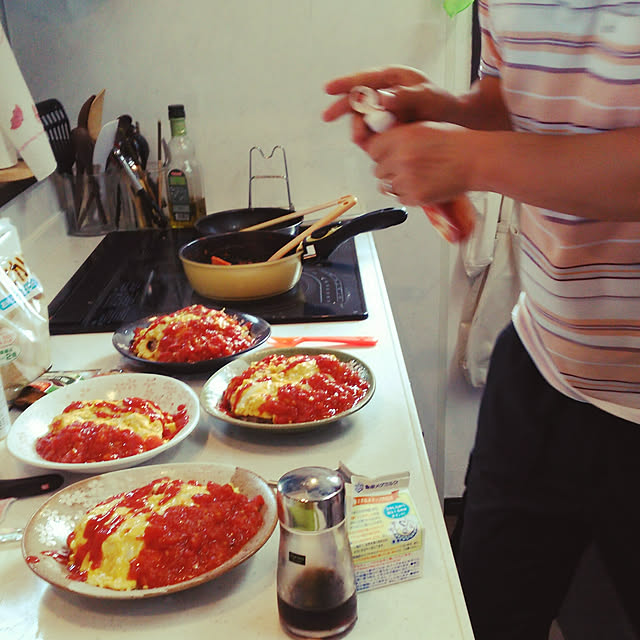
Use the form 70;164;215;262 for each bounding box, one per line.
36;98;74;174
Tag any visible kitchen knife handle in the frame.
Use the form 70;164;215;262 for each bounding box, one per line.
0;473;64;499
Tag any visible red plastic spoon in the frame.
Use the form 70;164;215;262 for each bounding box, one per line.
268;336;378;347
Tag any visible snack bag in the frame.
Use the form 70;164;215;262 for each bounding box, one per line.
0;218;51;401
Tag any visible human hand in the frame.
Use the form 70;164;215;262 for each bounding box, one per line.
368;122;476;242
323;65;460;147
323;65;429;122
323;66;477;241
367;121;473;207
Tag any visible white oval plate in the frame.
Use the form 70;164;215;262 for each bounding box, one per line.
22;462;277;599
200;347;375;433
7;373;200;473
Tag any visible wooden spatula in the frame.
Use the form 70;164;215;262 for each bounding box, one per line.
87;89;106;142
267;195;357;262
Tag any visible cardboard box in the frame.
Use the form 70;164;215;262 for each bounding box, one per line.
347;471;424;592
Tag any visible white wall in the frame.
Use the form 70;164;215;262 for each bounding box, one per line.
4;0;477;498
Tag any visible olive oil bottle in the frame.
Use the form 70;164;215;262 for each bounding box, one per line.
166;104;206;228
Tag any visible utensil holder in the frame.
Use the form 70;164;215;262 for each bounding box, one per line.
54;168;152;235
54;170;114;236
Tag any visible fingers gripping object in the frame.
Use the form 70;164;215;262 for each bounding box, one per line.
348;85;475;243
349;86;397;134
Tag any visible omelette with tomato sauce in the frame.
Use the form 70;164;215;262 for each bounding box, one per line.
130;304;254;363
65;477;265;590
221;353;370;424
35;398;189;463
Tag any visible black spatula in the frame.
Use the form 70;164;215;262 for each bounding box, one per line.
36;98;75;175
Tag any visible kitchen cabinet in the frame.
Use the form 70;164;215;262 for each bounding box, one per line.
0;164;35;207
0;196;474;639
0;161;33;183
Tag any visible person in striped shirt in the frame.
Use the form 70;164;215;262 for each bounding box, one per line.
323;1;640;638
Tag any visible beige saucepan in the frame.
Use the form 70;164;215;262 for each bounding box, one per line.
179;199;408;301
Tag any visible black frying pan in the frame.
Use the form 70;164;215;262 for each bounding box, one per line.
195;207;303;237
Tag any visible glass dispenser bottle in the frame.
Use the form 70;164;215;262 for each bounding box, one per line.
166;104;206;228
276;466;357;638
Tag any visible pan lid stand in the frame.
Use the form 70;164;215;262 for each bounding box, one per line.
248;145;294;212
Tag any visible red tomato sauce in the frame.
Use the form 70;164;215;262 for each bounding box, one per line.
130;304;254;363
35;398;189;463
65;478;265;589
222;354;370;424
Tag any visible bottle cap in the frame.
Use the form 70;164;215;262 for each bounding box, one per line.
168;104;185;119
277;466;346;531
348;86;396;133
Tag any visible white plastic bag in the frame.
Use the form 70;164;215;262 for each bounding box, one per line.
0;218;51;400
456;196;521;387
460;191;503;278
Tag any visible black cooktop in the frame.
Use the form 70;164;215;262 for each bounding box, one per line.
48;229;368;334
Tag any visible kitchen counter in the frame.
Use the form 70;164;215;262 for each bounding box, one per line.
0;217;474;639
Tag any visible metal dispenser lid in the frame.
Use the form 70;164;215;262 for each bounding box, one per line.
277;466;345;532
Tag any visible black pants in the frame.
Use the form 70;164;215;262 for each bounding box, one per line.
455;323;640;640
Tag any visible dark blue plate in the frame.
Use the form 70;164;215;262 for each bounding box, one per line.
112;307;271;374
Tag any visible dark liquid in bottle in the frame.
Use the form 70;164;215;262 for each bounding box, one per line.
278;568;357;636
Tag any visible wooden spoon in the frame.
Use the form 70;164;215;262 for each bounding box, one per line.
71;127;95;175
267;195;357;262
206;195;358;266
241;196;353;232
87;89;106;142
70;126;95;220
77;94;95;128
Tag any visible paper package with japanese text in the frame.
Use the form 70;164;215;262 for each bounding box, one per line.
0;218;51;401
346;469;424;593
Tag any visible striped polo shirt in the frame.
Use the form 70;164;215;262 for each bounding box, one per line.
478;0;640;421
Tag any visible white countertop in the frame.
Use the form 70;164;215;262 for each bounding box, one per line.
0;222;474;639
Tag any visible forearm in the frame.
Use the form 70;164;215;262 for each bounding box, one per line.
438;76;512;131
324;67;512;132
470;128;640;221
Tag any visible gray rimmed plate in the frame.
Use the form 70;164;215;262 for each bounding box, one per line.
22;462;277;599
200;347;375;433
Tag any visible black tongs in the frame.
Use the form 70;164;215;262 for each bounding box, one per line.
112;146;167;229
109;114;167;229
